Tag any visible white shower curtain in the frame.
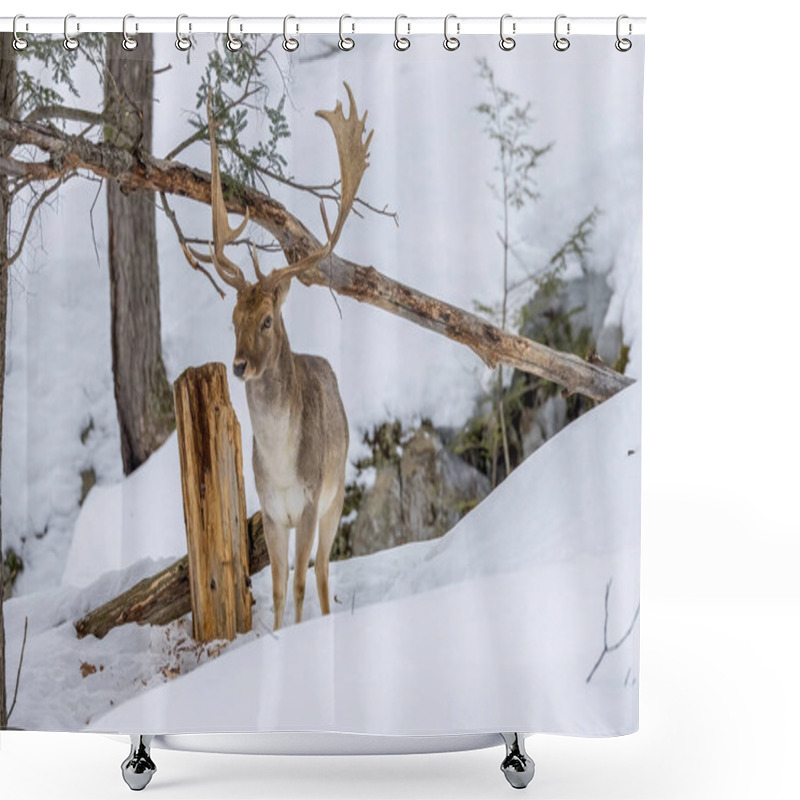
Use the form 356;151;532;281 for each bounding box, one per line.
0;27;643;740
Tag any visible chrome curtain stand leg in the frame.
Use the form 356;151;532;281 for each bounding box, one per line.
121;734;157;791
500;732;535;789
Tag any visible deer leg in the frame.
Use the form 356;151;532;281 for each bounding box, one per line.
293;504;318;624
315;483;345;616
262;513;290;632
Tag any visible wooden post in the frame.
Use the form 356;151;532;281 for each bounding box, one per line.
174;363;252;642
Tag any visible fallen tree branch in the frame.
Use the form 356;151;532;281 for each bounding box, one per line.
74;512;268;640
0;116;634;401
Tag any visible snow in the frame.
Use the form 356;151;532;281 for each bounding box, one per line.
2;381;640;735
2;35;641;594
1;35;642;736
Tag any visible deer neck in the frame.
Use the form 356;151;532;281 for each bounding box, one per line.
246;315;300;419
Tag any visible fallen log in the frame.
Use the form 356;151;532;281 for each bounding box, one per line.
74;512;268;640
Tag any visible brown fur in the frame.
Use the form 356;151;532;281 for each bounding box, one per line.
232;278;348;631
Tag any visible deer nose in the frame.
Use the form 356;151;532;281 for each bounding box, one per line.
233;360;247;379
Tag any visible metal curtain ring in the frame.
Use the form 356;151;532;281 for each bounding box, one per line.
122;14;138;51
443;14;460;51
554;14;570;51
499;14;515;51
615;14;632;51
176;14;191;51
283;15;299;51
12;14;28;51
394;15;410;50
63;13;79;51
226;15;242;52
339;14;354;50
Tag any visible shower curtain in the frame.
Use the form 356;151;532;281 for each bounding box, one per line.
0;28;643;740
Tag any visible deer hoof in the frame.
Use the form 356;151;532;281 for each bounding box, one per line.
500;733;535;789
121;735;157;791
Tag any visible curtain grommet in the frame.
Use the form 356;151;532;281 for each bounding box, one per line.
63;13;79;51
394;15;410;51
226;15;243;52
499;14;516;51
121;14;138;51
12;15;29;51
339;14;355;51
554;14;571;51
615;15;632;51
176;14;191;51
443;14;460;51
283;15;299;52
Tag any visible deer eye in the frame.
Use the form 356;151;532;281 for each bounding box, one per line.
262;315;272;331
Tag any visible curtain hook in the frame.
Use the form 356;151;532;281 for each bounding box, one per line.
615;14;632;51
499;14;516;51
12;14;29;51
554;14;571;51
63;13;79;51
226;15;242;52
176;14;191;51
394;15;410;51
283;15;299;51
339;14;355;51
443;14;460;51
122;14;138;51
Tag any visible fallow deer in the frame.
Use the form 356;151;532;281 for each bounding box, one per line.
187;84;372;631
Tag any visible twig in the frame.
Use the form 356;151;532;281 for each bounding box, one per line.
159;191;226;298
586;579;640;684
88;177;104;268
7;616;29;722
24;105;109;127
2;175;71;273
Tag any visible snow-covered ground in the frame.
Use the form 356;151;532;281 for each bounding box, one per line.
2;380;640;734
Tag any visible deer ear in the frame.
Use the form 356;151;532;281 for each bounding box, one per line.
273;275;292;309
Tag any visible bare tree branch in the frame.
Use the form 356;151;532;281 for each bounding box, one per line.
0;115;634;401
6;615;28;723
586;579;640;684
159;191;225;298
24;104;109;127
3;174;72;272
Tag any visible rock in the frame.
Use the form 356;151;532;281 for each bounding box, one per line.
516;268;623;458
349;427;489;557
520;394;568;458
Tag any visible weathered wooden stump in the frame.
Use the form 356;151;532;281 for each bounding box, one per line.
174;362;252;642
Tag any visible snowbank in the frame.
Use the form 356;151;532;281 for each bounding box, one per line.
2;381;640;734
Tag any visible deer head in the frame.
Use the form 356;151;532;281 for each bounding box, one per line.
188;84;372;381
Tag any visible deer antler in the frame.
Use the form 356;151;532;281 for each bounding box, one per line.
185;84;371;295
261;82;373;291
185;94;250;293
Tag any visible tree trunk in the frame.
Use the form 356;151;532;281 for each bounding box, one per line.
174;363;252;642
105;34;174;475
0;30;16;730
75;512;268;640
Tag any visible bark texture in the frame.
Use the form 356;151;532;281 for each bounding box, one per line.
0;30;15;730
174;363;252;642
105;34;174;474
75;512;268;640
